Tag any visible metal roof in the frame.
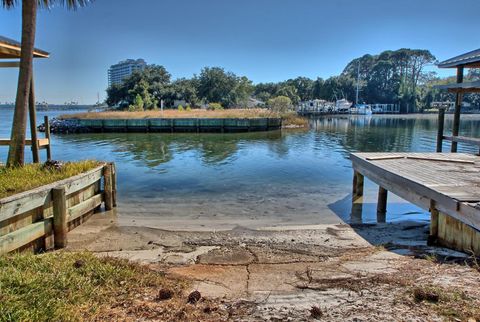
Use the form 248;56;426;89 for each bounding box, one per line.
434;81;480;93
438;48;480;68
0;35;49;59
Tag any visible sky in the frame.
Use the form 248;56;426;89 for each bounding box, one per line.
0;0;479;104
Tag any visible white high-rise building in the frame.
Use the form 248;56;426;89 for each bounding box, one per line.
108;59;146;86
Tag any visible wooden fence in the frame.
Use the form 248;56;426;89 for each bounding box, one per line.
0;162;117;254
0;115;52;162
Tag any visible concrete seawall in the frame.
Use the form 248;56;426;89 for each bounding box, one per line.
57;118;282;133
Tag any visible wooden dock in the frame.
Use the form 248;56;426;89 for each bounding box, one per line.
350;152;480;255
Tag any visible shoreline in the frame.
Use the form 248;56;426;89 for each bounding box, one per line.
67;212;480;321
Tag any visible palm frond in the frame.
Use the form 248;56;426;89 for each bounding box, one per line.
1;0;93;10
2;0;17;9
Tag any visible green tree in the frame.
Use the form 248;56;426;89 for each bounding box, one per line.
106;65;170;109
267;96;292;113
196;67;239;107
2;0;90;166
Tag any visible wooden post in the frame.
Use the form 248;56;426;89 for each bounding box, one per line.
28;77;40;163
52;186;68;248
104;163;114;210
451;66;464;153
377;186;388;223
351;170;364;223
110;162;117;207
352;170;364;201
44;115;52;161
427;200;439;246
436;107;445;153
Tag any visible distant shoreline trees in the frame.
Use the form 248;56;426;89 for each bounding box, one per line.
106;48;479;112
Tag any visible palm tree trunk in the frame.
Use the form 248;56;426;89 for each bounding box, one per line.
7;0;37;167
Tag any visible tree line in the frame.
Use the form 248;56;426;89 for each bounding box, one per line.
106;48;478;113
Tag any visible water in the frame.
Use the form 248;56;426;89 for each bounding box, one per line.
1;108;479;229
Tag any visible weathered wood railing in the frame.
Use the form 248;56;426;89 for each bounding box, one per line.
0;162;117;254
437;107;480;154
0;115;52;162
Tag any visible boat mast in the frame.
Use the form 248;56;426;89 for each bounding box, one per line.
355;61;360;105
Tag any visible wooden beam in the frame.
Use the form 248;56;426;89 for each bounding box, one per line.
103;164;113;210
68;193;103;222
0;138;49;146
0;61;20;68
44;116;52;161
436;107;445;152
451;66;464;153
29;77;40;163
52;186;68;248
0;219;52;255
377;187;388;218
428;200;439;246
443;135;480;147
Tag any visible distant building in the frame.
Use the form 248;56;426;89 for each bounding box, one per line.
108;59;146;86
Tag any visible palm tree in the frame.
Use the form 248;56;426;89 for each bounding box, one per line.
2;0;90;166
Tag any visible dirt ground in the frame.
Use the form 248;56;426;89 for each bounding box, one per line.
68;212;480;321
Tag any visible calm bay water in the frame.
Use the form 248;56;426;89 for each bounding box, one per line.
1;108;479;229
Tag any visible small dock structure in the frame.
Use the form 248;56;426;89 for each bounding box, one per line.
350;48;480;255
351;153;480;255
0;36;51;163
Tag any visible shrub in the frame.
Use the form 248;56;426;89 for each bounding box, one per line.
267;96;292;113
178;105;184;111
134;94;144;111
207;103;223;111
186;104;192;111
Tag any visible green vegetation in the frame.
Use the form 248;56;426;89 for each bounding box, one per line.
105;48;475;114
267;95;292;113
106;66;254;109
177;104;184;111
0;252;186;321
207;102;223;110
0;160;99;199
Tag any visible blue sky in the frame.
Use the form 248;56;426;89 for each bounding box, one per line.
1;0;479;104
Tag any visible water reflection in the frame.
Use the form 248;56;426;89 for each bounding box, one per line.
1;111;479;228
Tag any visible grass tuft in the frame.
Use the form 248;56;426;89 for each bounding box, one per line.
0;251;180;321
0;160;100;199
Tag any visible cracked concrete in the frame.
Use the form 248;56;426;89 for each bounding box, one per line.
67;213;480;321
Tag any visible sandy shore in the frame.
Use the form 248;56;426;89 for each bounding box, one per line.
66;210;480;321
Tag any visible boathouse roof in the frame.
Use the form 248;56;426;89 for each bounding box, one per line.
0;35;49;59
435;81;480;93
438;48;480;68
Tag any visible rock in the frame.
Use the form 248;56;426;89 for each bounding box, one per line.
38;118;90;134
42;160;64;171
187;290;201;304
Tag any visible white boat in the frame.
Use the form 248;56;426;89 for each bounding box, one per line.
351;104;372;115
335;99;352;113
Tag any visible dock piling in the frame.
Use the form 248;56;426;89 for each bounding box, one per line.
428;200;439;245
104;164;114;210
44;115;52;161
436;108;445;153
376;186;388;223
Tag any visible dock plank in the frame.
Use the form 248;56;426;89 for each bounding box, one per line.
351;152;480;231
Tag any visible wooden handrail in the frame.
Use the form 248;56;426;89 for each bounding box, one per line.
443;135;480;147
0;138;49;147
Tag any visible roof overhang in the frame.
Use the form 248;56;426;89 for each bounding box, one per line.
0;35;49;59
434;81;480;93
438;48;480;69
